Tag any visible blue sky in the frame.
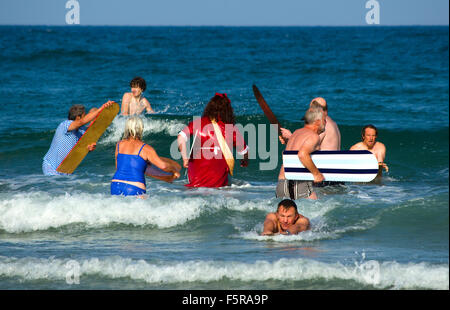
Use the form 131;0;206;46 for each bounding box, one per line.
0;0;448;26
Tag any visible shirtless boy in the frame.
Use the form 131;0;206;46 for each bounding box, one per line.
262;199;310;235
121;77;154;115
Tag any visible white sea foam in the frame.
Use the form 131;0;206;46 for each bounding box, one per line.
0;192;207;233
238;216;375;243
0;191;279;233
237;229;339;242
100;116;186;145
0;256;447;289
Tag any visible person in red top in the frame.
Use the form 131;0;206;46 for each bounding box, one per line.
177;93;249;187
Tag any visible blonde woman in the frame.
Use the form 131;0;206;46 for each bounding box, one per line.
111;116;180;196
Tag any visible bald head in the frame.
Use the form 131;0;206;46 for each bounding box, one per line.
310;97;327;112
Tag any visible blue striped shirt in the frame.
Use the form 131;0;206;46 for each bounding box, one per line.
42;120;86;175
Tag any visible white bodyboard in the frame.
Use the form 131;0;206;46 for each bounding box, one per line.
283;150;379;183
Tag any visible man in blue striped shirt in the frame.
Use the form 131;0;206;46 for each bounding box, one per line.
42;101;113;175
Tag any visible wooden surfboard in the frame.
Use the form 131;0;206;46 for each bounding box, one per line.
56;102;120;174
283;150;379;182
145;157;181;183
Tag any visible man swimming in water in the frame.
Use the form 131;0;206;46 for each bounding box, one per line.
350;124;388;178
262;199;310;235
121;77;154;115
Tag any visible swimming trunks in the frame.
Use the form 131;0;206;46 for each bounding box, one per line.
276;179;313;200
110;181;146;196
313;181;346;187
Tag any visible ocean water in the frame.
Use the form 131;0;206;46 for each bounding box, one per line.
0;26;448;290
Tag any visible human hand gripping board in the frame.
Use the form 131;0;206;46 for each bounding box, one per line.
145;157;181;183
283;150;379;183
56;102;120;174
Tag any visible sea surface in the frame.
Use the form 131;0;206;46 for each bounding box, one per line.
0;26;448;290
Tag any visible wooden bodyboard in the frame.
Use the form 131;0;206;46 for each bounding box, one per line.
56;102;120;174
145;157;181;183
283;150;379;182
252;84;282;135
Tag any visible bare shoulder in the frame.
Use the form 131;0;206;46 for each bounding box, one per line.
374;141;386;150
350;142;364;150
143;143;155;153
327;116;337;126
122;92;132;100
297;215;310;225
295;215;311;231
327;117;340;132
265;212;277;221
304;130;321;148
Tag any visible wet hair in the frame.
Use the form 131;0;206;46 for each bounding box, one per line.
362;124;378;138
277;199;298;214
123;116;144;140
130;77;147;92
302;105;324;125
202;93;236;125
68;104;86;120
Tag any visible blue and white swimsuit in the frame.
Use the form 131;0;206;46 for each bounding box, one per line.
42;120;86;175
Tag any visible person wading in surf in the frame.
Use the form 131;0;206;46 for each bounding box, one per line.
111;116;180;197
262;199;310;235
276;105;326;200
350;124;388;179
121;77;154;115
42;101;114;175
177;93;249;187
279;97;341;150
279;98;344;187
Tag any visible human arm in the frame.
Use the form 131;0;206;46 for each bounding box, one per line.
376;143;388;172
177;123;194;168
261;213;278;236
144;145;180;179
279;128;292;145
232;127;249;168
178;134;189;168
298;135;324;183
68;101;114;132
240;152;249;167
143;98;155;114
121;93;130;115
285;217;310;234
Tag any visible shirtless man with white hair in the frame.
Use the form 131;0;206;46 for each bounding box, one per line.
279;97;342;187
279;97;341;150
276;105;326;200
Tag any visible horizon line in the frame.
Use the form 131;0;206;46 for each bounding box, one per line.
0;24;448;27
